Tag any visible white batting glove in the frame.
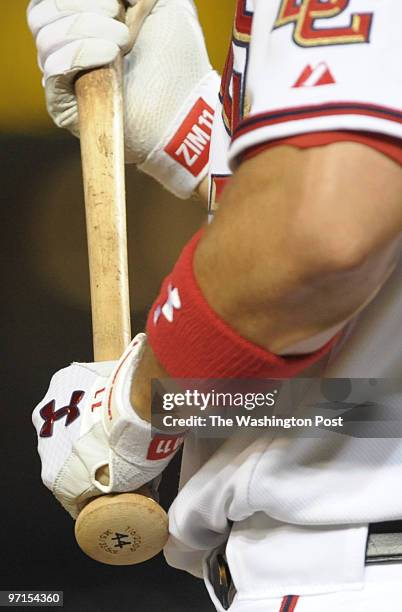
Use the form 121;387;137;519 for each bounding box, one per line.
32;333;185;519
27;0;220;198
27;0;138;127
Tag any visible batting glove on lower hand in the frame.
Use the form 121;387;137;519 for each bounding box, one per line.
32;333;185;519
27;0;220;198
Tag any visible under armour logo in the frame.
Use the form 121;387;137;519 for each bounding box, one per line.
39;390;84;438
153;283;181;325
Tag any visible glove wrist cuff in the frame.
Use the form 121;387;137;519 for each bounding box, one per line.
139;71;221;199
102;333;148;433
101;334;186;494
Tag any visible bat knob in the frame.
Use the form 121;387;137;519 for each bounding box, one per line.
74;493;169;565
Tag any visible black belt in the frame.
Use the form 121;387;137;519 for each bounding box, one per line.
366;521;402;564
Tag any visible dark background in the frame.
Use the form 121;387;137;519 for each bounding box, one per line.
0;134;211;611
1;3;235;607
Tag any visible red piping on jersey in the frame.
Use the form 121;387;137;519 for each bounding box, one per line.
241;130;402;167
233;102;402;139
279;595;299;612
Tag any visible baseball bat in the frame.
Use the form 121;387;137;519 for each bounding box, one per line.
72;7;168;565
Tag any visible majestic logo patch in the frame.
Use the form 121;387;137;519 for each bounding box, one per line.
293;62;336;87
274;0;373;47
147;434;185;460
39;390;84;437
164;98;214;176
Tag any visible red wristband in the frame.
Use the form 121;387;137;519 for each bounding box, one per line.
147;230;338;378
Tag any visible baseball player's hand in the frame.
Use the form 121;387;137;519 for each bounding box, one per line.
27;0;220;198
32;333;184;519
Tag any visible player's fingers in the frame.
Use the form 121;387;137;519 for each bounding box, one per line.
43;38;120;81
36;14;129;71
125;0;159;49
28;0;122;36
125;0;155;7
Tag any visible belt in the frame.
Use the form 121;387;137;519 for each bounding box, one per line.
366;521;402;564
210;522;402;610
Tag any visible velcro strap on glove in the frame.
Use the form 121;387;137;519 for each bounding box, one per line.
139;71;221;199
100;335;186;493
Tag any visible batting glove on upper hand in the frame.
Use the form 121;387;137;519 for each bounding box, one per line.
27;0;141;130
32;333;185;519
27;0;220;198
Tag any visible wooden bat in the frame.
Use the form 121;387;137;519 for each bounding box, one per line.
72;6;168;565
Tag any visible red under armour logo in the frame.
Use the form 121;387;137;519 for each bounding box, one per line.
39;390;84;438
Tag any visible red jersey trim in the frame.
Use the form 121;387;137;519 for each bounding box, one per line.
279;595;300;612
242;130;402;167
233;102;402;141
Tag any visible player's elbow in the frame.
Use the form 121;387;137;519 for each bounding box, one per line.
246;188;374;294
290;197;374;279
254;143;402;281
286;147;402;278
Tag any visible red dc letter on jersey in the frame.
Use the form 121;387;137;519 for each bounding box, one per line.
275;0;373;47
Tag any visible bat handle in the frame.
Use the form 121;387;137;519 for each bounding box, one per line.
74;60;169;559
73;13;168;564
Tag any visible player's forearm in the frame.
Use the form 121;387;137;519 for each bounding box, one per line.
195;176;209;205
131;142;402;420
132;248;400;422
194;143;402;355
131;340;167;422
196;223;401;356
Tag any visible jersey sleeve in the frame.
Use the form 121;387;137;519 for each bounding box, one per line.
221;0;402;168
241;130;402;167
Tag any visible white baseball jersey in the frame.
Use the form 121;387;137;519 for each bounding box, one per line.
165;1;402;609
